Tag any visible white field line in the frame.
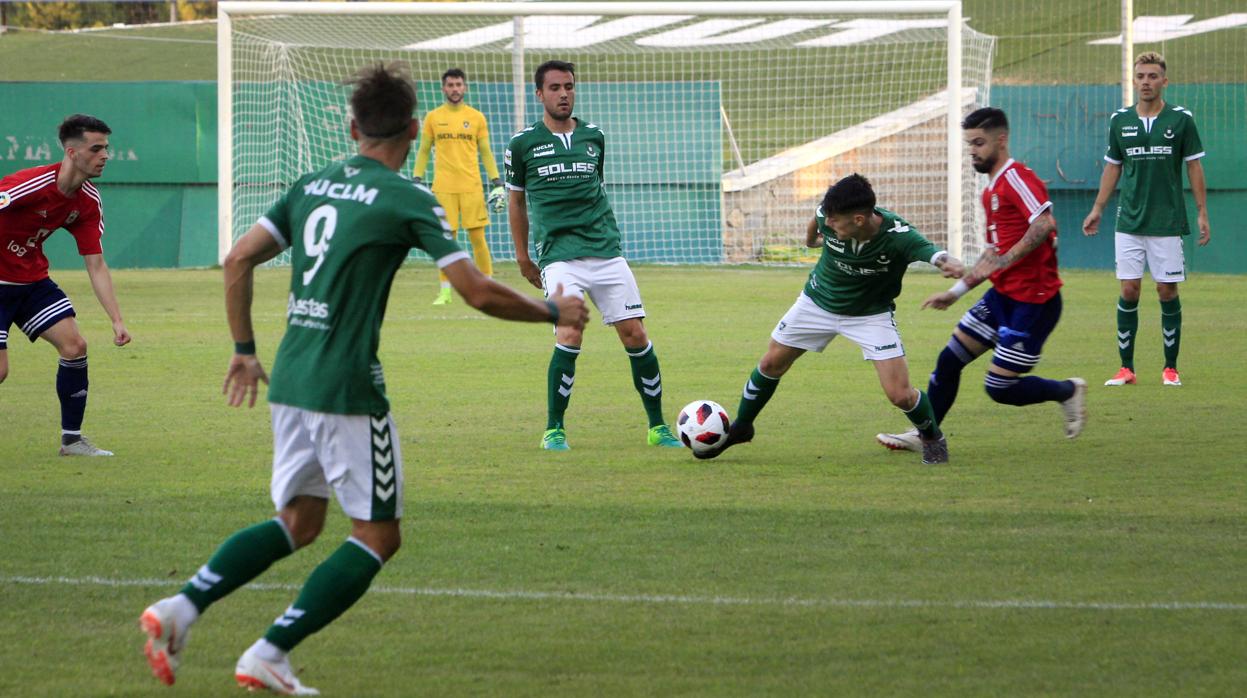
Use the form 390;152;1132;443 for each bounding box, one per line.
4;575;1246;612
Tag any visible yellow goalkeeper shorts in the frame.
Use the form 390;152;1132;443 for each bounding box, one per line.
434;190;489;231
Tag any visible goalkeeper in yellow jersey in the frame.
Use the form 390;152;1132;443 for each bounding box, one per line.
413;68;505;304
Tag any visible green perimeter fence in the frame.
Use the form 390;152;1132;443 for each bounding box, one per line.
0;81;1243;272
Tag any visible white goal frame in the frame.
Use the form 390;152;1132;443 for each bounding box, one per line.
217;1;967;264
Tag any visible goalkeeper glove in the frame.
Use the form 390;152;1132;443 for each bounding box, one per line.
488;179;506;213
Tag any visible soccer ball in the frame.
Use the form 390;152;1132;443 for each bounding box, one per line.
676;400;731;455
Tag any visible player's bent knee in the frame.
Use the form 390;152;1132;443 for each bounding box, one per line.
352;522;401;561
60;336;88;359
886;387;915;410
280;497;328;549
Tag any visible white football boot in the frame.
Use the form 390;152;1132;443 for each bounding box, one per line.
59;435;114;456
139;597;192;686
875;428;922;453
1060;378;1088;439
235;645;320;695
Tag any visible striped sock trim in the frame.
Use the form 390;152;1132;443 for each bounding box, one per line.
272;517;297;551
346;536;384;565
984;374;1019;389
901;390;923;414
554;343;581;354
58;355;88;369
625;341;653;358
755;365;780;381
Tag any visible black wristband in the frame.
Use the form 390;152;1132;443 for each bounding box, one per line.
545;299;559;325
235;340;257;355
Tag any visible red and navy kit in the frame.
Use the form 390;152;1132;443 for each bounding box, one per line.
982;158;1060;303
0;163;105;284
957;159;1065;374
0;163;105;346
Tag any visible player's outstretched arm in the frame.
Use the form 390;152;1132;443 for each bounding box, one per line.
82;253;130;346
442;259;588;330
933;251;965;279
1187;159;1211;246
222;224;283;407
508;189;542;289
1083;163;1121;236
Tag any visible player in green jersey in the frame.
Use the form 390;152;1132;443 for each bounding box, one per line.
506;60;682;451
1082;52;1211;388
138;62;587;695
698;174;965;464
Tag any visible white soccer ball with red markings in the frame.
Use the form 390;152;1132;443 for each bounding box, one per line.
676;400;731;455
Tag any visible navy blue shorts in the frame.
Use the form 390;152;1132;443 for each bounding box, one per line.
955;288;1062;373
0;278;76;349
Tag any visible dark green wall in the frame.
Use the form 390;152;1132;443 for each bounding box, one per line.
994;85;1245;274
0;81;218;269
2;82;1242;272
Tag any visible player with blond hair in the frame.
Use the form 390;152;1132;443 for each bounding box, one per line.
1082;51;1210;387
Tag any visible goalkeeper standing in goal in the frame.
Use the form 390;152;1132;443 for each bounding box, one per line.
507;60;682;451
413;68;506;305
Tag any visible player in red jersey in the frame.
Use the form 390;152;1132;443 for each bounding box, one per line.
0;114;131;456
875;107;1086;454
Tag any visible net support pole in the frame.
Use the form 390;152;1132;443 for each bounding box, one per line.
512;15;526;131
1120;0;1133;107
945;1;963;259
217;5;234;265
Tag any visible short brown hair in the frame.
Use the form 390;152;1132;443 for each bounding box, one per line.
1134;51;1166;72
347;61;416;140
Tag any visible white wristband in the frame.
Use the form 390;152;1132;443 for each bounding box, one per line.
948;279;971;299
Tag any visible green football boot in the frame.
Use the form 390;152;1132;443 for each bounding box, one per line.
647;424;682;448
542;428;570;451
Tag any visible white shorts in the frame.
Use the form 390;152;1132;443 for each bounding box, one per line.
1115;233;1185;282
771;293;905;360
541;256;645;326
270;403;404;522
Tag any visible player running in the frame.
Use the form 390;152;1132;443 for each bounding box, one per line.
138;62;586;695
413;67;505;305
1082;52;1210;387
0;114;131;456
507;59;682;451
699;173;965;464
876;107;1087;454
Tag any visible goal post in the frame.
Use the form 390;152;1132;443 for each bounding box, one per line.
217;1;992;265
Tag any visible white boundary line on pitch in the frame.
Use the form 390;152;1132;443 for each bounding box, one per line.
4;575;1246;612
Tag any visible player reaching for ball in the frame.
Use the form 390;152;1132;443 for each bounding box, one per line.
699;173;965;464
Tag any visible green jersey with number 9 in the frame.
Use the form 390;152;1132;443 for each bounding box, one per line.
258;154;466;414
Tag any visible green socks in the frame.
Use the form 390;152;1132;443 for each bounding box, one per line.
902;390;941;439
180;519;295;613
735;366;780;426
1161;296;1182;369
627;342;665;428
1116;296;1138;370
547;344;579;430
264;538;383;652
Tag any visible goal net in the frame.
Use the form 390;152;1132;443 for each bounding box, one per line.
219;1;994;265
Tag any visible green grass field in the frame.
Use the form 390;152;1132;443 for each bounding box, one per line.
2;265;1245;696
